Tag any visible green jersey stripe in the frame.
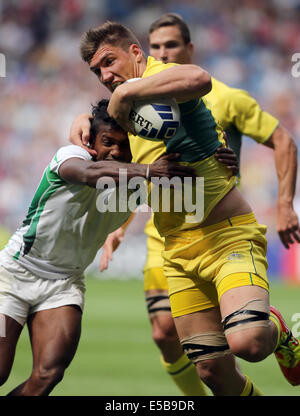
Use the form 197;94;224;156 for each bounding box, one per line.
21;165;64;255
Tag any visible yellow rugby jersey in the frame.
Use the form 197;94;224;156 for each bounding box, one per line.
129;57;236;237
143;74;278;240
207;77;279;174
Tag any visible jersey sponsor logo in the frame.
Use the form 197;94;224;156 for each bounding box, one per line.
227;252;245;261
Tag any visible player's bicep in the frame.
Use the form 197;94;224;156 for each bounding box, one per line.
58;158;94;185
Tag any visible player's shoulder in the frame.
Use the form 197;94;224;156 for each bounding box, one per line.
54;145;92;162
144;56;177;77
49;145;92;175
210;77;258;113
211;77;249;98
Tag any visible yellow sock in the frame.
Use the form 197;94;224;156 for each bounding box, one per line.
240;375;263;396
269;312;281;350
161;354;207;396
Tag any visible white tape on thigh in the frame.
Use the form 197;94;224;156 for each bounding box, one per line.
146;294;171;317
180;332;231;363
222;299;270;335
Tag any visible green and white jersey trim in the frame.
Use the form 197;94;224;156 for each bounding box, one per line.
2;146;131;280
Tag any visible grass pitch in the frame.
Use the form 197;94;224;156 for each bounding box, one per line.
1;277;300;396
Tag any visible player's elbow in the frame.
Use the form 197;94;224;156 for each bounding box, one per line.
84;162;120;188
272;125;297;154
84;164;103;187
280;127;298;160
191;68;212;97
289;134;298;156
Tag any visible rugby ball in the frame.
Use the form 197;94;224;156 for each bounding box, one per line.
127;78;180;141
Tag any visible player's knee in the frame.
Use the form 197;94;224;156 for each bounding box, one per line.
152;316;178;348
196;359;226;392
227;329;269;362
32;365;65;388
222;301;271;362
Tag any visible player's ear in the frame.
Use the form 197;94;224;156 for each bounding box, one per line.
187;42;194;59
129;44;143;63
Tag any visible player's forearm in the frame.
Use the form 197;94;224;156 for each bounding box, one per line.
84;161;148;187
60;155;196;187
266;126;298;207
120;65;212;103
59;159;148;187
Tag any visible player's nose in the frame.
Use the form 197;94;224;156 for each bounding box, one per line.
101;68;114;85
159;52;169;64
158;47;167;59
110;147;122;160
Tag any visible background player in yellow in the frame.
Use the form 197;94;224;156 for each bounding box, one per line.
0;226;10;251
94;14;300;396
72;20;300;395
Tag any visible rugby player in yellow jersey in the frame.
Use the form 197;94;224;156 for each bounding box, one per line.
74;21;300;395
139;13;300;395
93;14;300;396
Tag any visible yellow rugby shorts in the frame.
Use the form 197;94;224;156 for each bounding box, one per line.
143;217;166;291
162;212;269;317
144;267;168;291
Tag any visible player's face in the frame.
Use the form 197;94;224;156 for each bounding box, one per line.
93;124;131;163
149;25;193;64
90;43;143;92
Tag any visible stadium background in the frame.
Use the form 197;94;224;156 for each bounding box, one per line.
0;0;300;396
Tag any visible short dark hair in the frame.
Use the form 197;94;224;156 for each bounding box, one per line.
80;21;143;66
149;13;191;44
89;99;123;147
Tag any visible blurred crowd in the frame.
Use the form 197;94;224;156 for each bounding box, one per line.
1;0;300;253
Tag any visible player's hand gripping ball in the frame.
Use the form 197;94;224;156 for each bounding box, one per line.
127;78;180;141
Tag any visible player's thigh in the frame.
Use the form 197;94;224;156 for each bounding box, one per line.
0;315;23;379
28;305;82;370
219;283;270;319
219;281;270;350
174;306;223;339
145;288;174;333
174;307;234;373
144;266;171;321
170;285;232;366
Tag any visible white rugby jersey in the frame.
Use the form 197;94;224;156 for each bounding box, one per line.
1;145;132;279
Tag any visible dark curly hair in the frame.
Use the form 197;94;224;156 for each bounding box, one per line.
89;99;123;147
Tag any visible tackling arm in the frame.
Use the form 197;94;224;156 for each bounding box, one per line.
58;154;196;187
263;125;300;248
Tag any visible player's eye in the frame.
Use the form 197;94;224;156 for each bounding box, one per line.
104;57;115;67
92;67;101;77
150;44;160;49
103;139;114;147
165;42;179;49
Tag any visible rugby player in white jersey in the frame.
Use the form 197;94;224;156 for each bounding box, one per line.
0;99;195;396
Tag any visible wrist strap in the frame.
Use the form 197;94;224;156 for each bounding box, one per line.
145;164;150;180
